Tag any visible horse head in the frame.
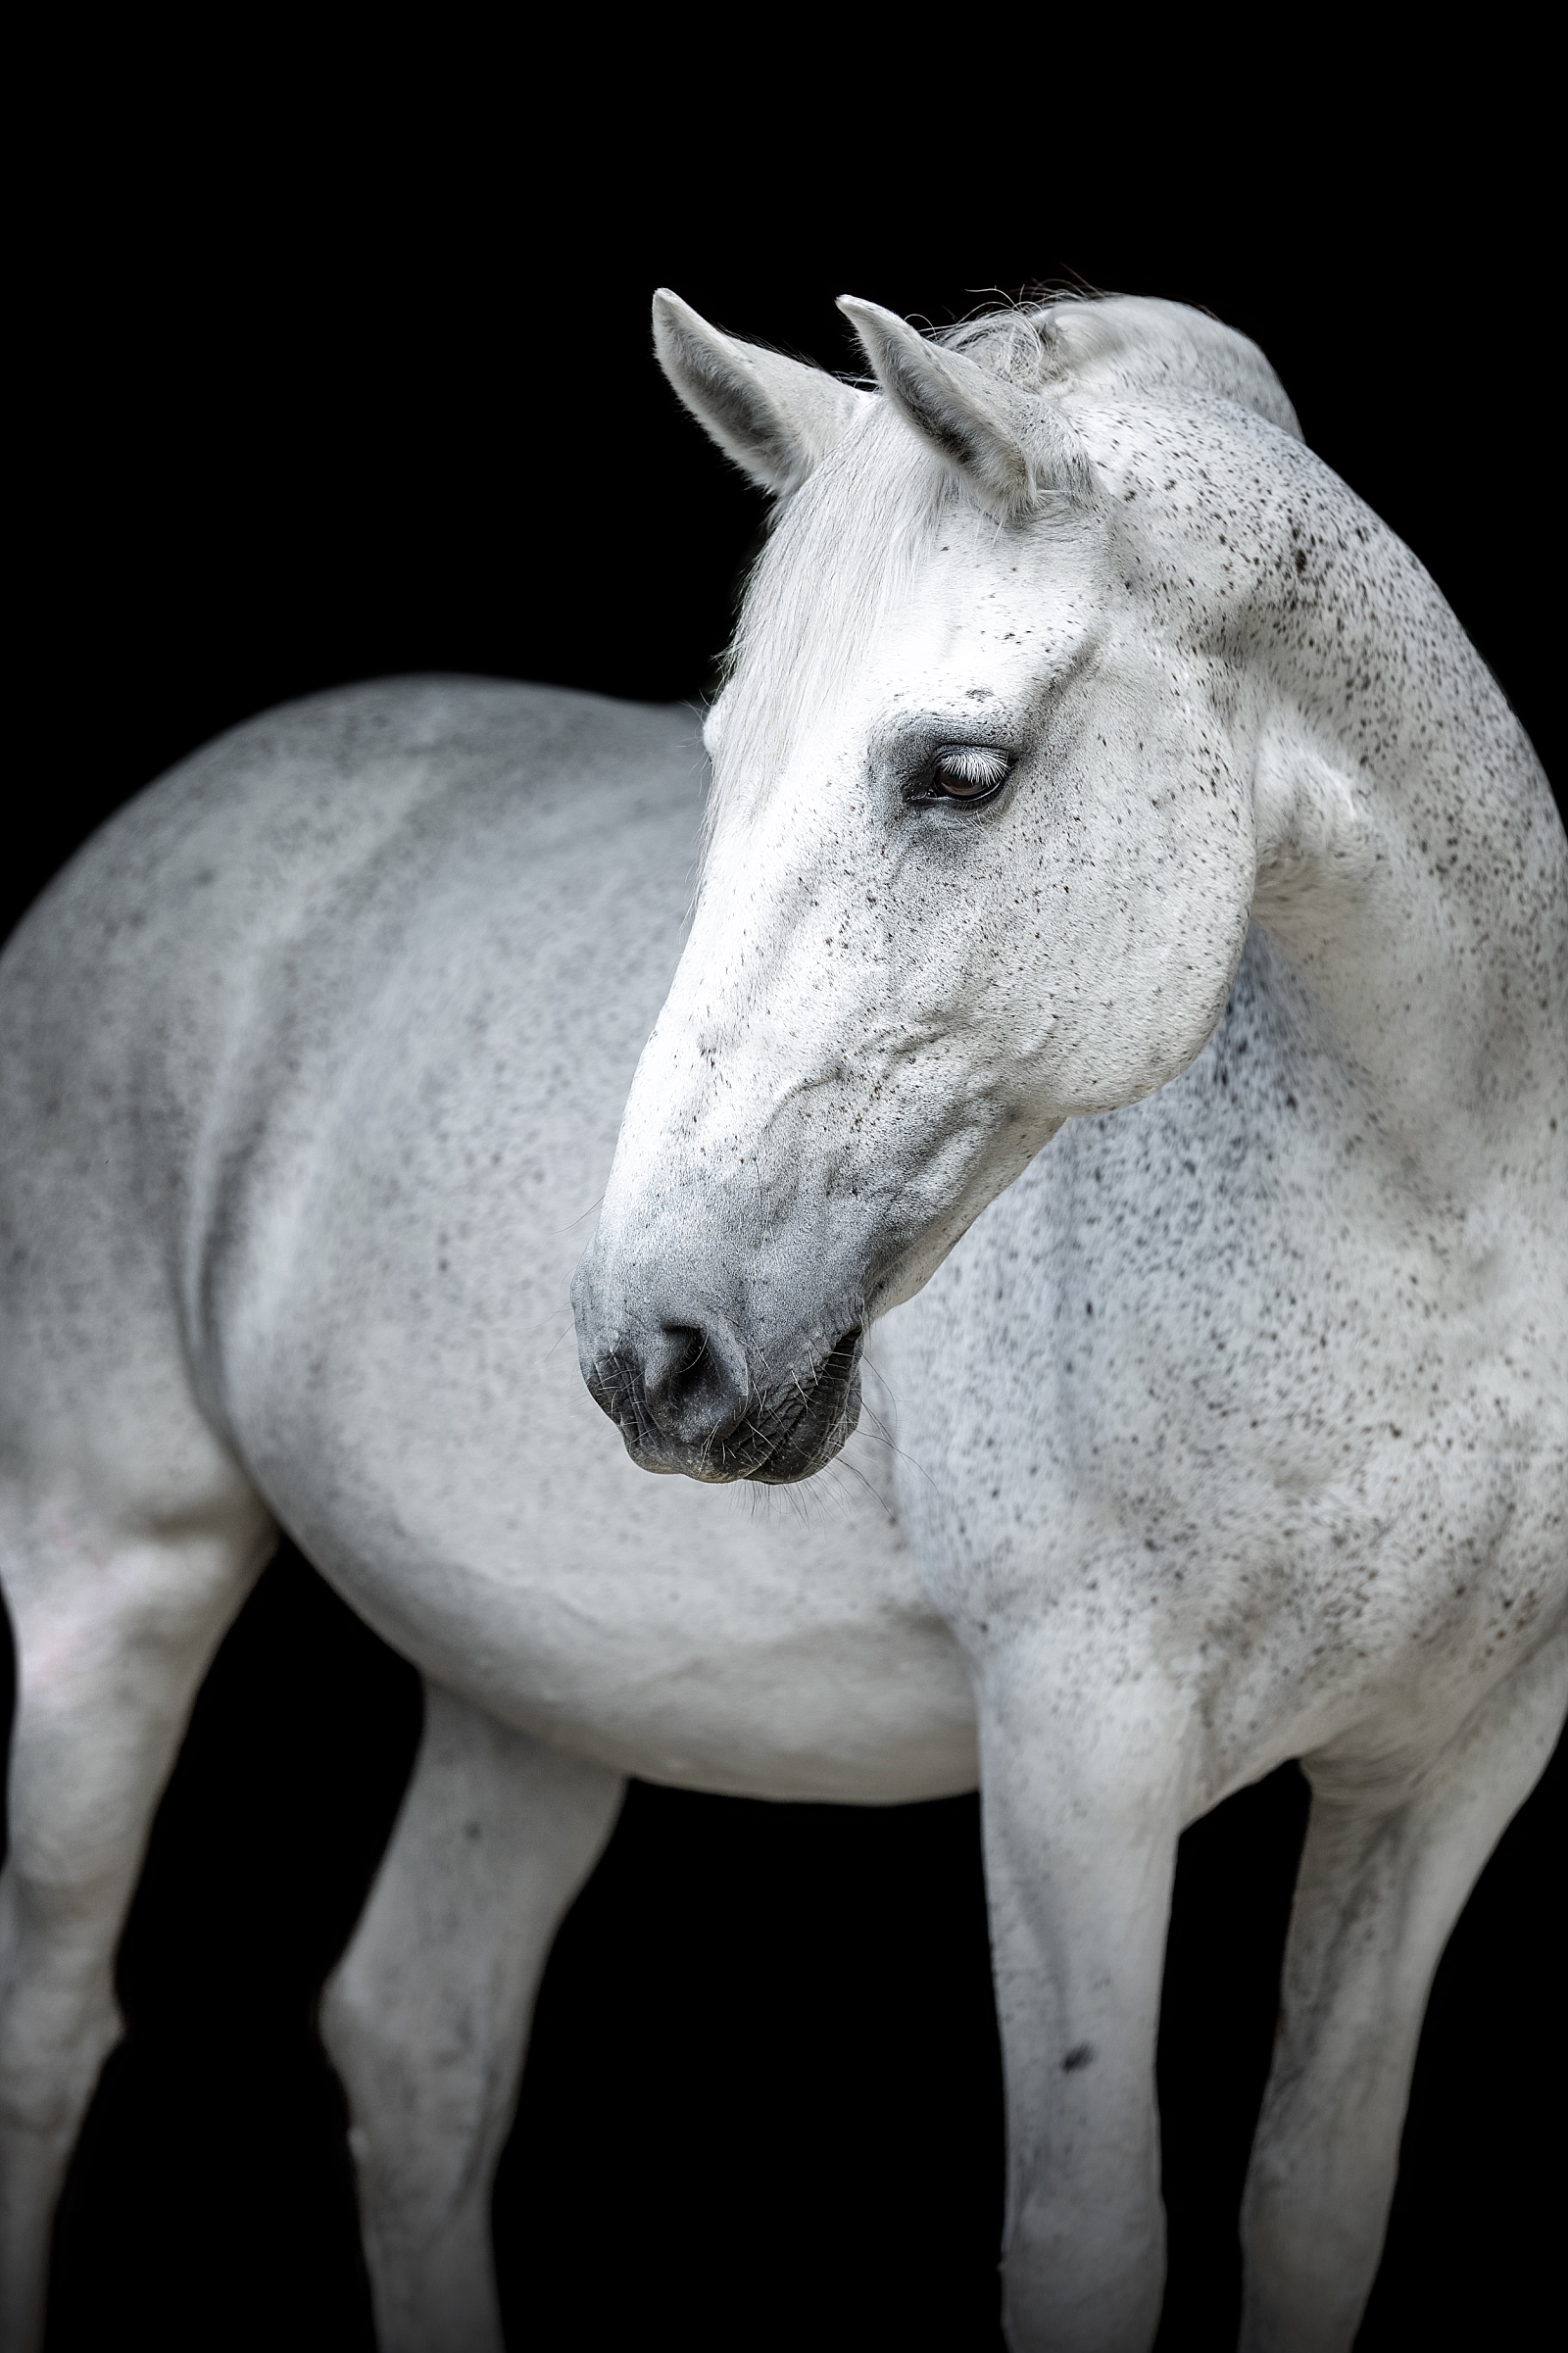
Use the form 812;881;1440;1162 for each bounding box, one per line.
573;289;1303;1481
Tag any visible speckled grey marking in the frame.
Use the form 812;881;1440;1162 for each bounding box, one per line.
0;282;1562;2353
584;291;1568;2352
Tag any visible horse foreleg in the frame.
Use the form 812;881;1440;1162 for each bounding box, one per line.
0;1488;270;2353
319;1682;623;2353
976;1641;1190;2353
1239;1623;1568;2353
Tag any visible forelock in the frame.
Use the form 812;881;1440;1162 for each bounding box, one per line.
705;401;951;849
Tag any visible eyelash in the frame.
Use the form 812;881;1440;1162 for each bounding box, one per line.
924;745;1013;802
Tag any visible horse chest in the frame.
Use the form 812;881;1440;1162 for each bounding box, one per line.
878;938;1562;1780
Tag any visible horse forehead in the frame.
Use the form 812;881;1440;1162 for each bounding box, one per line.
876;525;1125;709
714;397;1234;819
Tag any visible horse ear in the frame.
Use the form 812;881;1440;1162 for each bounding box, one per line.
836;296;1096;521
653;289;866;498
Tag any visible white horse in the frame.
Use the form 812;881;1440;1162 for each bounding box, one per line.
578;290;1566;2348
0;286;1560;2353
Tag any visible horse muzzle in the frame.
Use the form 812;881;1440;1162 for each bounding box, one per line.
574;1284;864;1485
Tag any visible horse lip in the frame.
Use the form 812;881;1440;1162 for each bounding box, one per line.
615;1414;783;1485
587;1353;777;1482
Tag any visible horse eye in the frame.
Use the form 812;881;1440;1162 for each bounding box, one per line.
928;745;1012;801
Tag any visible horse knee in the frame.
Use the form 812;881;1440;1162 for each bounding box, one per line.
321;1953;506;2198
0;1830;127;2088
0;1974;120;2150
1239;2157;1385;2353
318;1962;395;2125
1002;2183;1165;2353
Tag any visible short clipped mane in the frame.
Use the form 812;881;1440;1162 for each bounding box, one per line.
935;293;1302;441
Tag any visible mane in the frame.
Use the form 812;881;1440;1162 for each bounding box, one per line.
703;296;1301;858
937;292;1302;442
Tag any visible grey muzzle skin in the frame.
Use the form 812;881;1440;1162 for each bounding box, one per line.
571;1257;865;1485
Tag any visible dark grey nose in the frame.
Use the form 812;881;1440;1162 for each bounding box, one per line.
628;1319;752;1447
579;1305;756;1476
573;1253;864;1485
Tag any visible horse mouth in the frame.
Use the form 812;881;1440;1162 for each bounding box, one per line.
589;1330;864;1486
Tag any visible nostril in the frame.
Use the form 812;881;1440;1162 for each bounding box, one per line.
648;1324;707;1387
641;1320;749;1445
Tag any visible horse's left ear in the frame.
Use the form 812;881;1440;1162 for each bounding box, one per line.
837;297;1097;521
653;290;867;497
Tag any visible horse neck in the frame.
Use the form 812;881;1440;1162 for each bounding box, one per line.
1232;445;1567;1206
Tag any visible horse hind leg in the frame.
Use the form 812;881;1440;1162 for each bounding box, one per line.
0;1461;272;2353
319;1681;623;2353
1239;1622;1568;2353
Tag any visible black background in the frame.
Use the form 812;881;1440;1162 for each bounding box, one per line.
8;39;1563;2352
